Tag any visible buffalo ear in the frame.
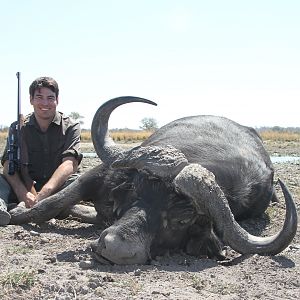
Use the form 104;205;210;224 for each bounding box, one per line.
186;220;225;260
110;182;136;217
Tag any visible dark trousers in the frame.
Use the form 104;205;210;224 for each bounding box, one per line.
0;173;80;211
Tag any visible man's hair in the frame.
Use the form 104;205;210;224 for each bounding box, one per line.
29;76;59;98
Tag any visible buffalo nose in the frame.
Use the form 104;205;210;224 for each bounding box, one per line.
97;231;148;265
102;232;134;258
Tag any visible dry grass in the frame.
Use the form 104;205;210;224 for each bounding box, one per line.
81;130;154;143
1;129;299;144
80;131;91;142
259;130;300;142
0;130;154;145
55;129;300;143
0;131;7;142
111;130;153;142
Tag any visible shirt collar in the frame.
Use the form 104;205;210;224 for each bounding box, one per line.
52;111;62;125
27;111;62;128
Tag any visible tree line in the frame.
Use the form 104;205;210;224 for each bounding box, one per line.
256;126;300;133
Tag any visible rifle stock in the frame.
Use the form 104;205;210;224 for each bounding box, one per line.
7;124;17;175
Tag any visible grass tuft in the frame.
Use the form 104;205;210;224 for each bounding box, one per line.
5;245;32;255
0;270;35;289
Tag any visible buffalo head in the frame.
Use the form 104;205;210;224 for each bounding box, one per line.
89;97;298;264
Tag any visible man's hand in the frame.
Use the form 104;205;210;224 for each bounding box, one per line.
3;161;38;208
17;188;51;208
22;191;38;208
35;157;78;203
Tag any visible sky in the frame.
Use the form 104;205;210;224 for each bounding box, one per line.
1;0;299;130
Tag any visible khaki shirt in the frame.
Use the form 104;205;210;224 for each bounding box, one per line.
1;112;82;191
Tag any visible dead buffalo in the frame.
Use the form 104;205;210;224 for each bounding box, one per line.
9;96;298;265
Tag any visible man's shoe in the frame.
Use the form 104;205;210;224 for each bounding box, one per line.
0;207;11;226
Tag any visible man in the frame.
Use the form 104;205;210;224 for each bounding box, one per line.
0;76;82;226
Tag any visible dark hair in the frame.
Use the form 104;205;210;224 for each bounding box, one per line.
29;76;59;98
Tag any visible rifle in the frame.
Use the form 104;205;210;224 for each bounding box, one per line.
7;72;37;195
7;72;21;175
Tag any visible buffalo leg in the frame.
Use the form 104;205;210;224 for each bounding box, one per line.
58;204;100;224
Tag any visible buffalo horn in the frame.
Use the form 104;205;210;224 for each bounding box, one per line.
112;145;188;178
91;96;157;164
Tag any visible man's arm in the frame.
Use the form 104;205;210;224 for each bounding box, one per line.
3;160;36;207
35;156;78;202
34;117;81;203
34;118;82;201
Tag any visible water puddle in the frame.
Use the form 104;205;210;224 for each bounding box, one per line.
271;156;300;163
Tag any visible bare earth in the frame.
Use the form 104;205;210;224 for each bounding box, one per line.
0;141;299;300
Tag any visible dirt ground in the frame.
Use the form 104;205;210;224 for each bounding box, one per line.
0;141;299;300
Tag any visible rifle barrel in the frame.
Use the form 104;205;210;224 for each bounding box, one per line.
16;72;21;168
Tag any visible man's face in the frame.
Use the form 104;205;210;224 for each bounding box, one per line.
30;87;58;121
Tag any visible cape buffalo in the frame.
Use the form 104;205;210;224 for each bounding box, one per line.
9;97;298;265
